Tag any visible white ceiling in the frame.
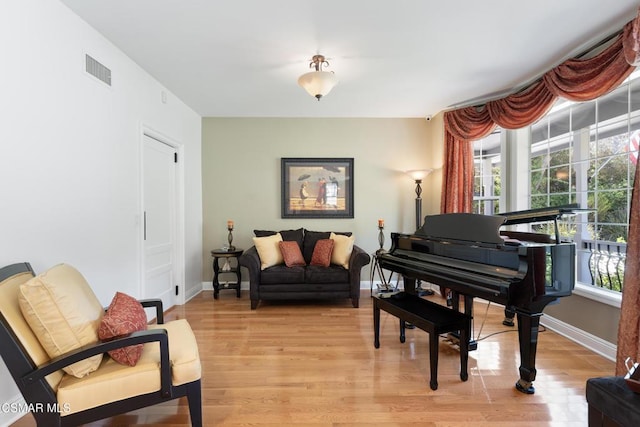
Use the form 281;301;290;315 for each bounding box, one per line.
60;0;640;118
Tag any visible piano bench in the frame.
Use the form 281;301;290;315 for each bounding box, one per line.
373;292;471;390
586;376;640;427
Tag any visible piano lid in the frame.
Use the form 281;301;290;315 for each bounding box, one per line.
498;203;585;226
415;213;506;245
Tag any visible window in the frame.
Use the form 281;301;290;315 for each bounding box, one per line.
527;72;639;294
473;131;501;215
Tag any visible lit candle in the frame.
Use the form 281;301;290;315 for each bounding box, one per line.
227;220;234;229
378;219;384;228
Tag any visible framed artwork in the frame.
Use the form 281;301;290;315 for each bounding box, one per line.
281;157;354;218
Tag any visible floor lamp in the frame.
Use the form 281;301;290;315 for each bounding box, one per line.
406;169;434;295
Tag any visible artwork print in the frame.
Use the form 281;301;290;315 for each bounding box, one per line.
281;158;354;218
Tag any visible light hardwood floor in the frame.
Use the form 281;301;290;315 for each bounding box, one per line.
12;290;615;426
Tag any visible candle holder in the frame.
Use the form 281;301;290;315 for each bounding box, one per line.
227;225;235;251
376;224;386;256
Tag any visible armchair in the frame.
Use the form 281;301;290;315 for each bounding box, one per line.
0;262;202;427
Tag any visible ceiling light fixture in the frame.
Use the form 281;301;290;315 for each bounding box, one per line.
297;54;338;101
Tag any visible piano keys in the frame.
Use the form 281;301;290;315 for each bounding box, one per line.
377;207;578;394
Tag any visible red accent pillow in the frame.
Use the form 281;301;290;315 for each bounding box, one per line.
279;240;306;267
310;239;334;267
98;292;147;366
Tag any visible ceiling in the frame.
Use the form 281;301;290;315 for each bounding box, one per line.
60;0;640;118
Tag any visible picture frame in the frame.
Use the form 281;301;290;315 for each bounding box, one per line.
281;157;354;218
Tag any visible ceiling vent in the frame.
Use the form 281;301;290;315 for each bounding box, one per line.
85;54;111;86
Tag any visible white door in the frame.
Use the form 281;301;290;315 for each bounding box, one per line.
143;134;177;309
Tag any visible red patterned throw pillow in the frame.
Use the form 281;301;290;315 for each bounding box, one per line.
279;240;306;267
98;292;147;366
310;239;334;267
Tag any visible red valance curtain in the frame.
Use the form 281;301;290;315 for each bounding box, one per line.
441;11;639;214
440;8;640;376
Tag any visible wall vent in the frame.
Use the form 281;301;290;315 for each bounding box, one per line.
85;54;111;86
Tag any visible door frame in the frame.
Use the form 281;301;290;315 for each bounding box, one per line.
138;124;186;306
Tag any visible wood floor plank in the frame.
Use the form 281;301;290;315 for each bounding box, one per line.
11;290;615;426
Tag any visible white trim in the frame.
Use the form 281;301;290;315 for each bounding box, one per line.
541;313;617;361
139;124;186;307
202;281;249;291
184;283;203;303
573;283;622;308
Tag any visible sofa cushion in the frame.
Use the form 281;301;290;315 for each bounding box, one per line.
310;239;334;267
254;228;304;251
303;230;352;264
18;263;104;378
260;265;306;284
98;292;148;366
305;265;350;284
253;233;284;270
279;241;306;267
330;232;355;269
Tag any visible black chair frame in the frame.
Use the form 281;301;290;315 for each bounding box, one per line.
0;262;202;427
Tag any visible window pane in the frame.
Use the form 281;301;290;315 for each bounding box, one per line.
526;77;636;293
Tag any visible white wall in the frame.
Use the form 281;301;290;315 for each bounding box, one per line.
0;1;202;424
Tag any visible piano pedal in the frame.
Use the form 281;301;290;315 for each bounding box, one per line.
502;317;515;327
445;332;478;352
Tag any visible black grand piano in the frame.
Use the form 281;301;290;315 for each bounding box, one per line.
377;206;579;394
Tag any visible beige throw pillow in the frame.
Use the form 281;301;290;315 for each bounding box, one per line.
18;263;104;378
253;233;284;270
330;232;355;269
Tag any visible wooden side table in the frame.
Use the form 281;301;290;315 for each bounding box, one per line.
211;248;243;299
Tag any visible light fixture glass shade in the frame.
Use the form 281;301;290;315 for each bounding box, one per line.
406;169;433;181
298;71;338;100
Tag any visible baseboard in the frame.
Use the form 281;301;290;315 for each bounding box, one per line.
184;283;203;302
541;314;617;361
202;281;250;291
0;394;28;427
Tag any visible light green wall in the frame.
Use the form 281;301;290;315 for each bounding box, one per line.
201;117;443;281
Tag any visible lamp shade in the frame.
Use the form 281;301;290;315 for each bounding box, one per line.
406;169;433;181
298;71;338;100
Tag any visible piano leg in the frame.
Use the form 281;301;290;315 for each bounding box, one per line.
515;311;542;394
403;277;416;294
373;300;380;349
503;307;516;327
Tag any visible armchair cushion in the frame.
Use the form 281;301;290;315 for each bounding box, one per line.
330;232;355;268
57;318;201;416
254;228;304;251
18;263;104;378
253;233;284;270
279;241;306;267
260;265;305;284
302;230;352;264
310;239;334;267
98;292;147;366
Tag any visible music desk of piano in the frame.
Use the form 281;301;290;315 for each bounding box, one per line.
378;206;579;394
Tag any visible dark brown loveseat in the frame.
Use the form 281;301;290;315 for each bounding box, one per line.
239;228;370;309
